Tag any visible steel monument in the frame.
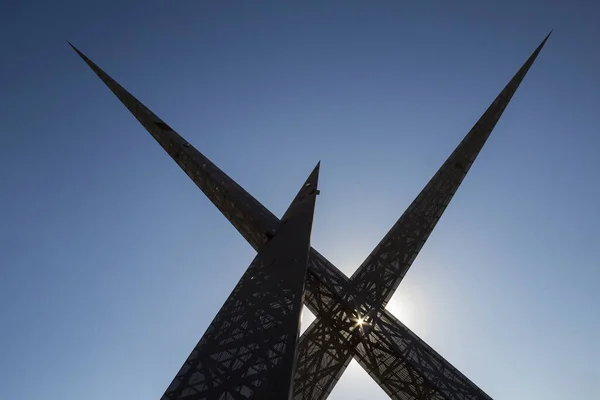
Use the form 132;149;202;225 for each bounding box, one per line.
70;32;550;399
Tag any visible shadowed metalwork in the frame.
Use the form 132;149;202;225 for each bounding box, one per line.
70;32;550;399
159;164;320;400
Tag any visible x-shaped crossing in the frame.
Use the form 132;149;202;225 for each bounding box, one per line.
70;32;549;400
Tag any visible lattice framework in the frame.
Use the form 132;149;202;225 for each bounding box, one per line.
161;165;320;399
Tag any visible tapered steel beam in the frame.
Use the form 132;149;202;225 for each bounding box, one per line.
68;42;278;252
348;32;552;309
160;163;320;400
293;32;550;399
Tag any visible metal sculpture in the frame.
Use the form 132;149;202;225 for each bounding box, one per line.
70;32;550;399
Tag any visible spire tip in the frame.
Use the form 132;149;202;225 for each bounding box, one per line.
540;30;553;48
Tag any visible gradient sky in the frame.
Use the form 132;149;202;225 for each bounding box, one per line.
1;1;599;399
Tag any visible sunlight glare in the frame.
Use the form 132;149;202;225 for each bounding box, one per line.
385;295;416;328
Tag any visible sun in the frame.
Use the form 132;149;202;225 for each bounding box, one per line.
351;313;370;334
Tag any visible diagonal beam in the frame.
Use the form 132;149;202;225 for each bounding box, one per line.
293;33;550;399
70;34;549;399
69;42;351;304
161;163;320;400
349;32;552;309
68;42;278;252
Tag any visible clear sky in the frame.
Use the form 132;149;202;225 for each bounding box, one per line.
1;1;599;399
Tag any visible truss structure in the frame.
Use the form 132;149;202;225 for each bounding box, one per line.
70;32;550;400
160;163;320;400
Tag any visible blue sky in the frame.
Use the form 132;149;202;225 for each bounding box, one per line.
1;1;599;399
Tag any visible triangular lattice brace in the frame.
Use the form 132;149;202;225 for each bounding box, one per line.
161;163;320;400
349;32;551;310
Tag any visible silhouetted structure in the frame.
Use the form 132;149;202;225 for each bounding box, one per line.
162;164;319;399
70;31;550;400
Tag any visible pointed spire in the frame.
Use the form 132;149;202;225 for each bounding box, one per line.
281;161;321;224
307;161;321;185
69;42;281;251
350;33;550;308
68;41;179;138
66;40;77;52
161;163;319;400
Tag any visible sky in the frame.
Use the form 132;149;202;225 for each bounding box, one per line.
1;0;599;399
